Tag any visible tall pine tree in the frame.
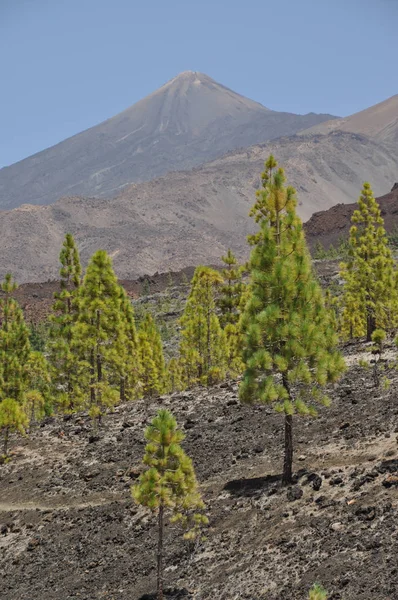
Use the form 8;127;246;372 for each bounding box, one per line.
240;156;345;485
179;266;228;387
340;183;397;341
48;234;82;410
72;250;125;422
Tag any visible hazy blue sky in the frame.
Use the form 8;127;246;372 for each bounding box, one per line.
1;0;397;167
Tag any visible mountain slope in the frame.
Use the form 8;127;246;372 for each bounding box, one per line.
305;183;398;250
1;131;397;283
301;94;398;144
1;339;398;600
0;71;335;210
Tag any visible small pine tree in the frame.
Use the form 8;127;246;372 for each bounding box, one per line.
138;313;166;397
309;584;328;600
179;266;228;387
340;183;397;341
72;250;125;423
240;156;345;485
0;274;31;403
48;233;82;410
132;409;207;600
0;398;28;456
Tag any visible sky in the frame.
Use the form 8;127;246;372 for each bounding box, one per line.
0;0;397;167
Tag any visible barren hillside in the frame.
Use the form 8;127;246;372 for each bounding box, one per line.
0;132;397;283
301;94;398;144
305;183;398;250
1;340;398;599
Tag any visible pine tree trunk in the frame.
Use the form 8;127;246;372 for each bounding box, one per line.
157;503;164;600
3;427;9;456
282;413;293;485
120;376;125;402
90;349;95;406
281;374;294;486
366;310;376;342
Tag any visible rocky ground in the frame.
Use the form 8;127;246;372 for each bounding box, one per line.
1;340;398;600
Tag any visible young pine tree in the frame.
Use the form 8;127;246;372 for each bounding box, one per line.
240;156;345;485
179;266;227;387
72;250;126;423
309;584;328;600
340;183;397;341
138;313;166;397
0;274;31;404
48;233;82;410
132;409;207;600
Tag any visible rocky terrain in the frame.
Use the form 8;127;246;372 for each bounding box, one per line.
1;338;398;600
1;131;397;283
0;71;335;210
305;183;398;250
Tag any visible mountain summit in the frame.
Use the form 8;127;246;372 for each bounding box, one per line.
0;72;335;209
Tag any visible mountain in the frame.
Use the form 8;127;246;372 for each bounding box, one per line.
0;71;336;210
1;131;397;283
305;182;398;250
301;94;398;144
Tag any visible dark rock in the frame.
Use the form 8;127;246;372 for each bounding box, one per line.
377;459;398;474
287;486;303;501
330;476;344;486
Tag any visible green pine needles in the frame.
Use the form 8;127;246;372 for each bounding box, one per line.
132;409;207;600
239;155;345;484
309;583;328;600
179;266;228;386
48;233;82;411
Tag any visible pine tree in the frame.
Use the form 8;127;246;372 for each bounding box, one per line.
138;313;166;397
309;584;328;600
0;274;31;404
240;156;345;485
217;249;245;376
132;409;207;600
48;233;82;410
119;286;142;401
179;266;228;387
72;250;125;423
340;183;397;341
166;358;184;393
25;351;51;420
217;249;244;328
0;398;28;456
